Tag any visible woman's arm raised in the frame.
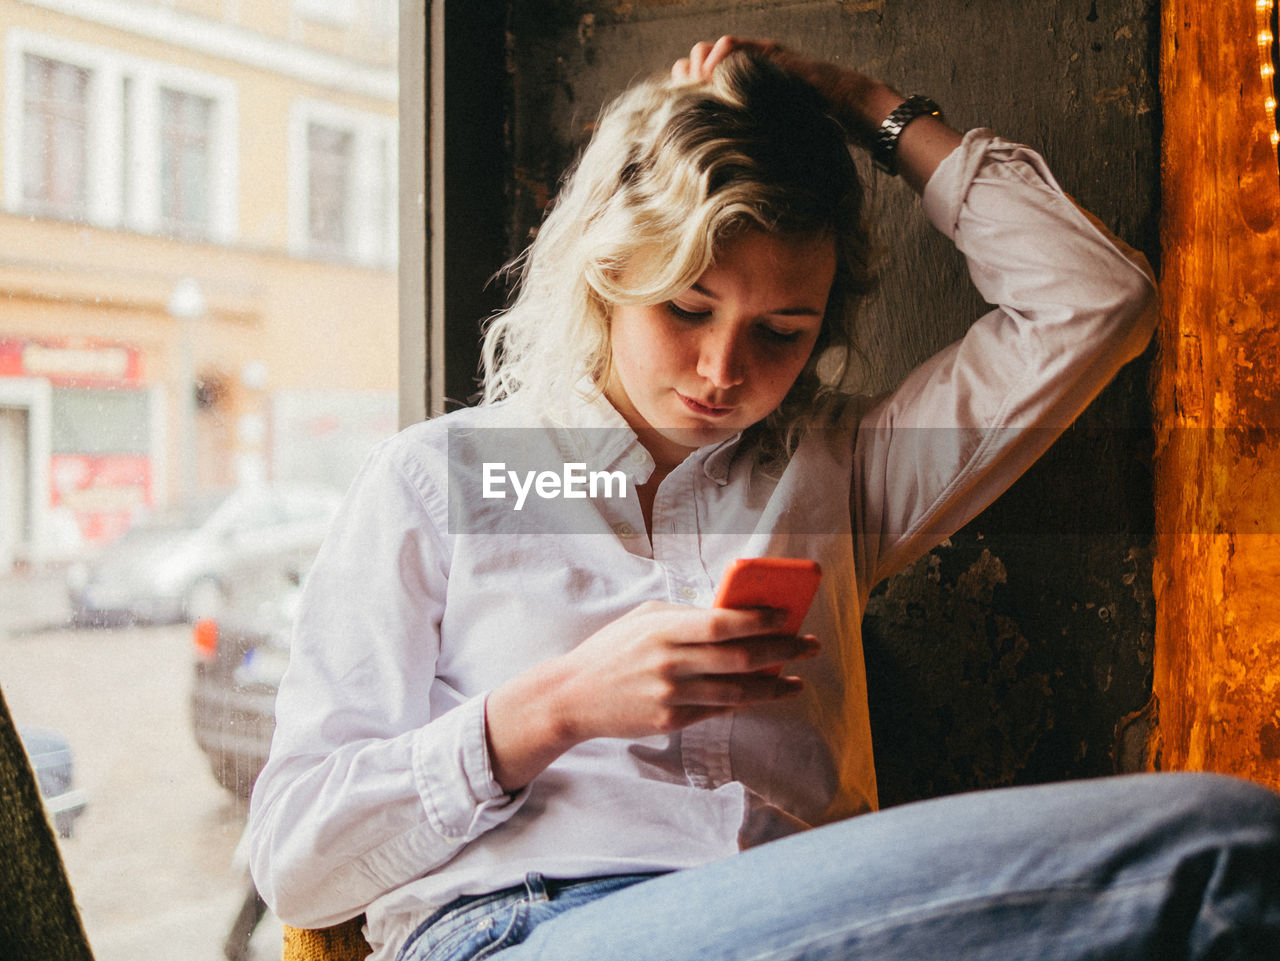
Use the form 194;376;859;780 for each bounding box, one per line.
677;36;1155;596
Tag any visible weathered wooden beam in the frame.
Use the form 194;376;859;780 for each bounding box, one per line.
1153;0;1280;788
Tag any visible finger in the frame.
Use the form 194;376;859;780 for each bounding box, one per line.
686;40;714;79
685;635;820;675
670;673;805;707
700;34;740;76
699;605;791;642
703;35;785;76
638;603;787;644
671;56;691;80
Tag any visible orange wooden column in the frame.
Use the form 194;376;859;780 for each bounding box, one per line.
1153;0;1280;789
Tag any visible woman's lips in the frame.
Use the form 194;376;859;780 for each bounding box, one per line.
679;393;734;417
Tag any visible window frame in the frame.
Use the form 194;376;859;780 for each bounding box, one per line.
289;97;398;267
157;85;217;239
409;2;508;423
19;51;93;221
3;27;239;243
399;0;427;426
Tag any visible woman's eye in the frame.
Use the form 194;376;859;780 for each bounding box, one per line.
759;326;804;344
665;302;710;322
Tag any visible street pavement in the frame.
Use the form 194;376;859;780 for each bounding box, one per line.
0;564;74;637
1;569;283;961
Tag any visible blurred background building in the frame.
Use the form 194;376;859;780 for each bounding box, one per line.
0;0;399;570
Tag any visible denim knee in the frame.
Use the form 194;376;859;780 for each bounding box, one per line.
1154;775;1280;959
1145;772;1280;843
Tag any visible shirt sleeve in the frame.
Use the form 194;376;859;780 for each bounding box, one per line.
852;128;1158;589
248;435;528;928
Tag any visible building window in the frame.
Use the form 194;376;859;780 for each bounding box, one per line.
4;29;237;244
160;88;214;238
290;100;397;266
307;122;354;256
21;53;90;221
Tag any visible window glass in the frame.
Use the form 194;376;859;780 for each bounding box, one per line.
21;53;90;220
160;87;214;237
307;121;354;256
120;75;134;219
291;102;397;266
1;3;401;958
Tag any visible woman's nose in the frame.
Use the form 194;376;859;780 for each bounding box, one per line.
696;327;746;388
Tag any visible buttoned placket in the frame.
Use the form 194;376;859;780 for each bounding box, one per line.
651;450;736;792
557;395;742;792
597;442;655;558
549;419;654;558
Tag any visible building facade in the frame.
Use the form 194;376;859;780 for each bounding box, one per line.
0;0;399;568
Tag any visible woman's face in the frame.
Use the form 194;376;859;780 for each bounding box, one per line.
604;227;836;470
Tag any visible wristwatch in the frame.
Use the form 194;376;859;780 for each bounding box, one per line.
872;95;944;175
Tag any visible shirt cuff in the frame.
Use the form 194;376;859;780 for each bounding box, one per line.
922;127;1056;242
412;692;527;840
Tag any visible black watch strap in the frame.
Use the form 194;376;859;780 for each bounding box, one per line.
872;95;944;175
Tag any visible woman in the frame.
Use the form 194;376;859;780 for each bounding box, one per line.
250;37;1280;961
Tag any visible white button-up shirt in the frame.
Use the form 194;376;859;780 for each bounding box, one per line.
249;129;1157;959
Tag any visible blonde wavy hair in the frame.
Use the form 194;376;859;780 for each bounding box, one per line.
480;51;873;455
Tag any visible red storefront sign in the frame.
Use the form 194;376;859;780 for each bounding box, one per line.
0;337;143;386
1;337;151;543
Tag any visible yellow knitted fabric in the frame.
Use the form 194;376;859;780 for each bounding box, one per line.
281;916;371;961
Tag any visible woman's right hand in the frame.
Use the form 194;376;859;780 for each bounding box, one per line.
672;36;899;148
674;35;961;193
484;601;818;791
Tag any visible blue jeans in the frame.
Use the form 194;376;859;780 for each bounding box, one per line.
397;772;1280;961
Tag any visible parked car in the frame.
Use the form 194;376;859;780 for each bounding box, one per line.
19;726;88;838
190;551;308;798
66;483;340;626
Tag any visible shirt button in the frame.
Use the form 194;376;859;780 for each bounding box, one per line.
613;522;637;538
629;449;647;464
678;585;698;601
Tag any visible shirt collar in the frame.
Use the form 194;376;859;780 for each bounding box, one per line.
701;435;743;486
546;378;747;488
549;380;654;485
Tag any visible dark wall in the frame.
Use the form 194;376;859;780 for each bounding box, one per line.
496;0;1160;807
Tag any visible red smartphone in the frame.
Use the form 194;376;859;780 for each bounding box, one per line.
713;557;822;636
